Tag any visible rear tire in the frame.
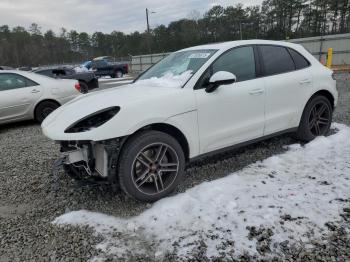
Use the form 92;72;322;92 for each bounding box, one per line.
79;81;89;94
116;70;123;78
296;95;333;142
35;101;60;123
111;71;123;78
118;131;185;202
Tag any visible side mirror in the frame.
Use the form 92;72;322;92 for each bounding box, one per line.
205;71;237;93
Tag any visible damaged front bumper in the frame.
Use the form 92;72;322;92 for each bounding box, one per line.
58;138;125;180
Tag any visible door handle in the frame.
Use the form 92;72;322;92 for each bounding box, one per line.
31;89;40;93
299;79;311;85
249;89;264;95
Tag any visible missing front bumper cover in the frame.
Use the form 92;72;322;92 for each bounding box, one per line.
58;138;125;180
64;148;89;165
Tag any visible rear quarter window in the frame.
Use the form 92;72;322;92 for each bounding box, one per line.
288;48;310;70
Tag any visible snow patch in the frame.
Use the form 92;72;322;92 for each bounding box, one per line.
53;123;350;260
98;76;133;82
74;66;90;73
133;70;193;88
103;80;133;85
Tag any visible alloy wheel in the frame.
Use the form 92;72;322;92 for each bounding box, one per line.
131;142;179;195
308;101;331;136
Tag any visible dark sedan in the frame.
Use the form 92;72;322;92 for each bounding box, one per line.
0;66;14;70
33;67;98;92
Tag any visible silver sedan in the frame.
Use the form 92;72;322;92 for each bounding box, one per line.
0;70;82;124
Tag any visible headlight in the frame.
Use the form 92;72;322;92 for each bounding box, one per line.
65;106;120;133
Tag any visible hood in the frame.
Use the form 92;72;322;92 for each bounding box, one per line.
43;83;181;125
41;82;196;141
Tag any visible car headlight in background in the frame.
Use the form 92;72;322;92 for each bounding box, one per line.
65;106;120;133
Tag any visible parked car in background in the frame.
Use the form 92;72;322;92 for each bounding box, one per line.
91;56;128;78
0;66;14;70
81;61;92;70
18;66;32;71
0;70;82;124
33;67;98;93
42;40;337;202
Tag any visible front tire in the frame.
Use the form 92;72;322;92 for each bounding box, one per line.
35;101;60;123
296;95;333;142
118;131;185;202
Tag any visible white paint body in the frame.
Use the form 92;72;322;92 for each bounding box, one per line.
42;40;338;159
0;71;81;124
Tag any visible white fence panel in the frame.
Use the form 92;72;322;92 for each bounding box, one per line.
131;53;170;73
288;33;350;65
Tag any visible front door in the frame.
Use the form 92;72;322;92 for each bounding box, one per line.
195;46;265;154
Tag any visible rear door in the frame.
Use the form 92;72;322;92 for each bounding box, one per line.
258;45;312;135
0;73;43;122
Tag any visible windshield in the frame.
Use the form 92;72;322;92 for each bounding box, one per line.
137;49;217;83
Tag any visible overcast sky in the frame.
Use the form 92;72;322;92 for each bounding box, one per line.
0;0;263;34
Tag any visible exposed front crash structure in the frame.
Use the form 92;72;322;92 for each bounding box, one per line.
59;138;125;180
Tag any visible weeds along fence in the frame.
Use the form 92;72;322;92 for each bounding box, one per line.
131;33;350;74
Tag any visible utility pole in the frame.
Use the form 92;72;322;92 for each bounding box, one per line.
145;8;155;53
240;22;242;40
146;8;150;34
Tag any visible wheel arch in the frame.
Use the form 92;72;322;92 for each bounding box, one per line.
33;99;61;120
299;89;335;124
296;89;335;141
309;89;335;109
124;123;190;162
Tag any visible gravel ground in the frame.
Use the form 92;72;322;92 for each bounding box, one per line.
0;73;349;261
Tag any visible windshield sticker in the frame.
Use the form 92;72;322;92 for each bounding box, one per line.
189;53;211;59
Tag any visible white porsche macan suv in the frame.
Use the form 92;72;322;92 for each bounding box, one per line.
42;40;338;202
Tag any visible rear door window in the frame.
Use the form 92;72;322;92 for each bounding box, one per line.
259;45;295;76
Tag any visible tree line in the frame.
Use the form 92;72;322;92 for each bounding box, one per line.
0;0;349;67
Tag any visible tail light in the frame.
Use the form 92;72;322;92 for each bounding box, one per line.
75;83;81;92
125;64;129;72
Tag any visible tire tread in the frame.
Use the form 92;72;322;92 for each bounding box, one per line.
118;130;185;202
296;95;332;142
